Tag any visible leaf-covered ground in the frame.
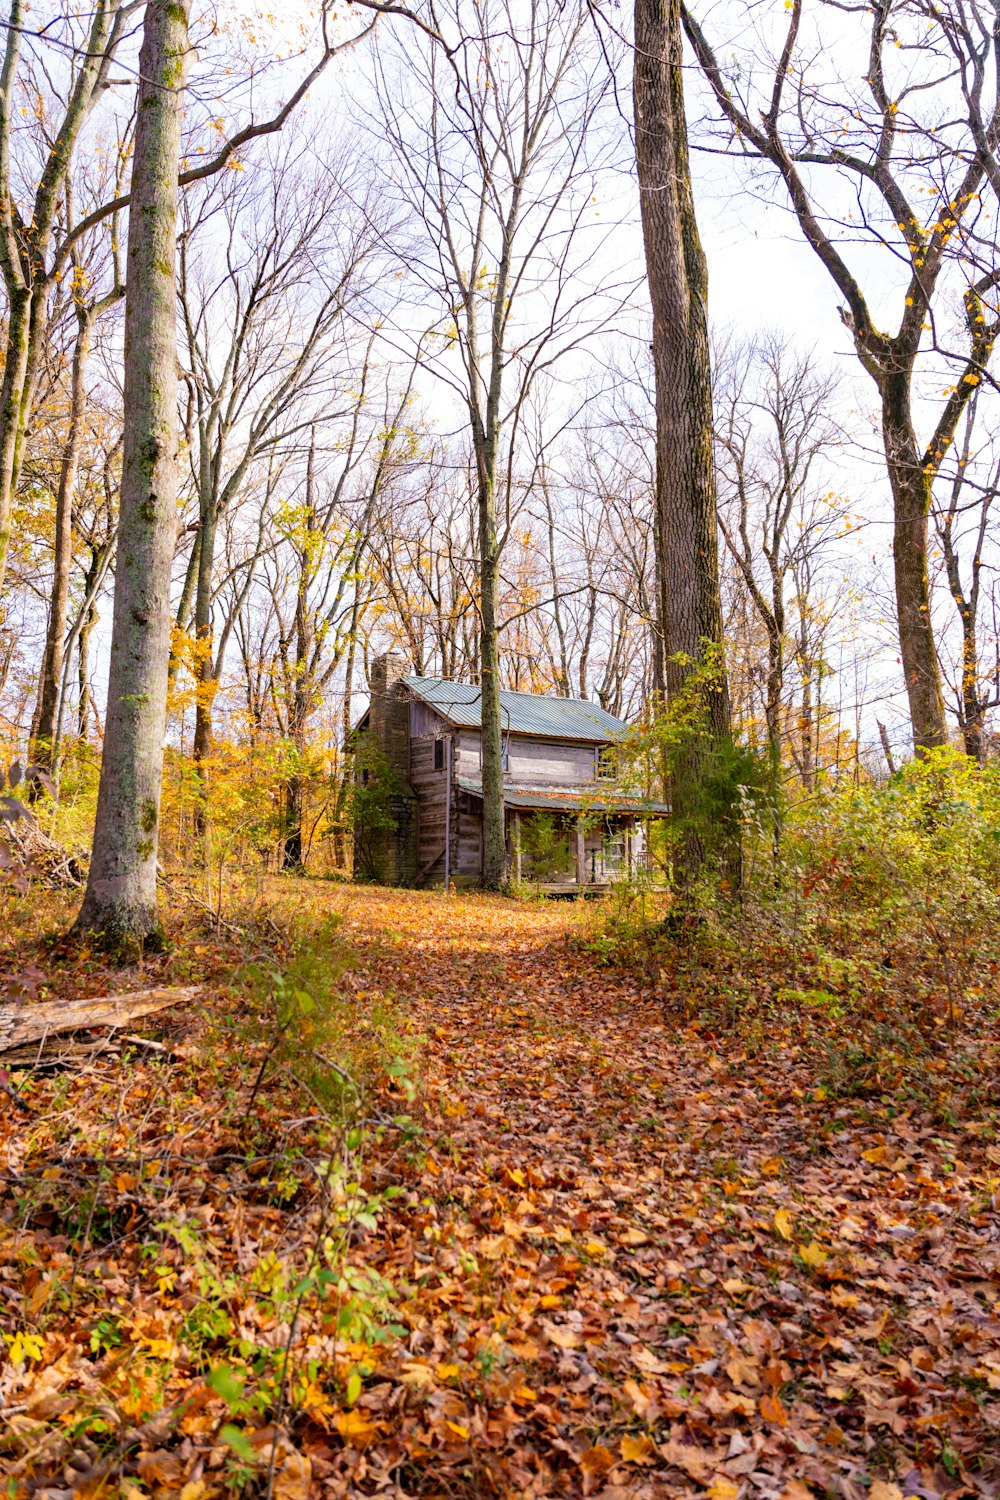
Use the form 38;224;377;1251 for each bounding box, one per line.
1;884;999;1498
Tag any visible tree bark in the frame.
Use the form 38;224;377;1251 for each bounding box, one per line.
77;601;97;738
479;466;505;890
0;0;127;594
191;504;217;846
0;287;32;576
73;0;190;946
634;0;732;879
32;302;96;769
881;366;947;751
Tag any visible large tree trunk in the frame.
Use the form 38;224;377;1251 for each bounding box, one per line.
478;472;505;890
0;287;31;580
73;0;190;947
0;284;49;590
32;303;95;769
634;0;732;879
881;366;948;752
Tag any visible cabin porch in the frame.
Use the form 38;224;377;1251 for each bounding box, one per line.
451;779;669;892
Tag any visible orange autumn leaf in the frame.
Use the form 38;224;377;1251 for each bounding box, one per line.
620;1432;657;1464
759;1392;789;1426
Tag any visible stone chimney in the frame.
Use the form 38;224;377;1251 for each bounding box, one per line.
356;652;416;886
369;652;410;782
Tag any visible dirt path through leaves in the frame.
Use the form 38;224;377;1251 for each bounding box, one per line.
2;885;998;1499
332;888;1000;1499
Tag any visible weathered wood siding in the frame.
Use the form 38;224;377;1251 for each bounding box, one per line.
409;732;454;886
410;700;449;737
457;728;599;785
457;802;482;878
455;730;481;777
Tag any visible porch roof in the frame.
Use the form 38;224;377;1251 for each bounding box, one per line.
457;777;670;816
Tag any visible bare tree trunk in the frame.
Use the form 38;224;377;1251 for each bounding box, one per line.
634;0;731;881
0;0;127;594
798;646;814;791
0;287;33;577
958;625;983;761
877;720;897;776
680;3;982;757
78;603;97;739
936;397;995;762
32;301;96;768
764;618;783;787
282;446;315;871
73;0;190;946
479;467;505;889
168;529;200;687
881;368;947;751
191;506;216;847
334;600;360;871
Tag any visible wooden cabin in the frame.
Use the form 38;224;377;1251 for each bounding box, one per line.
353;654;668;890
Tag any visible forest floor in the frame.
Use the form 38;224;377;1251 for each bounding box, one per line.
1;882;999;1499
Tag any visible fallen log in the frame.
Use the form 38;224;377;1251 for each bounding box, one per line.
1;1037;119;1070
0;987;198;1057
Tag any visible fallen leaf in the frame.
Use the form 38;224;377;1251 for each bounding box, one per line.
620;1432;656;1464
759;1391;789;1426
273;1449;311;1500
579;1443;615;1493
542;1320;580;1349
617;1226;649;1246
829;1286;858;1308
333;1409;377;1445
707;1480;740;1500
659;1437;712;1481
632;1345;672;1374
773;1207;793;1240
137;1451;186;1487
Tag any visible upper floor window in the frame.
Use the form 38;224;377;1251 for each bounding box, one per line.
433;737;446;771
501;738;509;772
596;744;618;781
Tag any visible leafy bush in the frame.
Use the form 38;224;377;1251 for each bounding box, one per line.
520;811;572;881
789;747;1000;1015
583;746;1000;1110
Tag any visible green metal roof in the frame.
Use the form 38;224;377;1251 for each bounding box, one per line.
404;676;626;743
458;778;670;816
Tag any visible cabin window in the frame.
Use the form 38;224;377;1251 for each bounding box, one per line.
501;739;509;771
596;744;617;781
433;737;445;771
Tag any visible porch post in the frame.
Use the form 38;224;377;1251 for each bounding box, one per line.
624;819;632;878
513;808;522;883
575;819;587;887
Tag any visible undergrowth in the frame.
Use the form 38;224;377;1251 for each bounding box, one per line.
0;886;423;1496
583;747;1000;1123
